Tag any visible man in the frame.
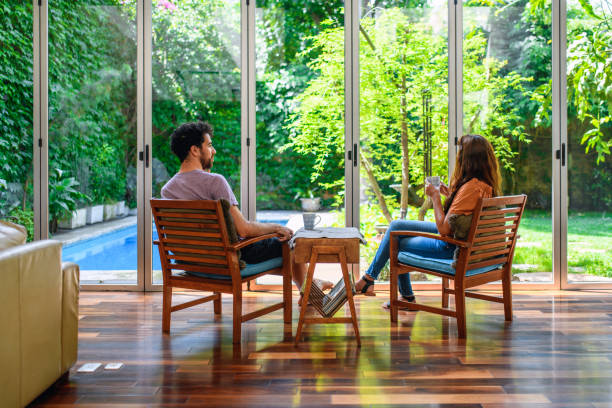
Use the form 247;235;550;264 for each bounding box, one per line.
161;121;330;295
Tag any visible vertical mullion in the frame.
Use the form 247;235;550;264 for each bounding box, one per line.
344;0;352;228
33;0;48;240
347;0;360;278
248;0;256;221
241;0;255;221
351;0;359;230
345;0;359;230
448;0;461;177
139;0;151;291
240;0;248;219
554;0;567;289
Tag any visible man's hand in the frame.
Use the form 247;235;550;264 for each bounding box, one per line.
275;225;293;241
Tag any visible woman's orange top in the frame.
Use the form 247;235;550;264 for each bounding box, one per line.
446;178;493;215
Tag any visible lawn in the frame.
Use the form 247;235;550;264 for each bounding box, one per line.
514;210;612;277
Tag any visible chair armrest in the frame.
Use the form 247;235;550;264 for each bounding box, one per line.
153;240;160;246
230;233;283;250
389;230;471;248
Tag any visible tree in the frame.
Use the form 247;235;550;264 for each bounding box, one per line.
286;8;530;222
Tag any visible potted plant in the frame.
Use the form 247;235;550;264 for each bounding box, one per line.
48;168;88;233
86;204;104;224
298;189;321;212
115;200;126;217
58;208;87;230
104;200;117;220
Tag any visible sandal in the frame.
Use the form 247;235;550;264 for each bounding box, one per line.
355;275;376;296
382;295;418;311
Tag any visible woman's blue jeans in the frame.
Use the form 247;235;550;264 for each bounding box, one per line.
365;220;455;298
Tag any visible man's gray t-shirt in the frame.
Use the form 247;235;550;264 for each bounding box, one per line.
160;170;239;206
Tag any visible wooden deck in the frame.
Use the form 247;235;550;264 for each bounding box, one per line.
32;290;612;407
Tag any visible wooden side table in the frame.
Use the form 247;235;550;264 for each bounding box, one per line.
293;235;361;346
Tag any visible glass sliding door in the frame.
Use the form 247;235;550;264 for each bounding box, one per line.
358;0;449;283
565;0;612;285
151;0;242;285
1;2;35;242
253;0;346;286
48;0;138;286
463;0;553;285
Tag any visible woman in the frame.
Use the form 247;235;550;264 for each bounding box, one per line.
355;134;502;308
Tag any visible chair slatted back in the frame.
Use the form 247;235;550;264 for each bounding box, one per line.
461;195;527;273
151;199;236;280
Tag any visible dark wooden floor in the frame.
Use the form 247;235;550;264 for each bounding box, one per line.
32;289;612;407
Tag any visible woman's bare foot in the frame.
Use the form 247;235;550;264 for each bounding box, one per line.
355;275;376;296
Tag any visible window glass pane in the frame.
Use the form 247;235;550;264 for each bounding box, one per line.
152;0;242;285
49;1;138;285
359;1;449;283
254;1;346;285
566;0;612;283
463;0;553;284
0;2;34;241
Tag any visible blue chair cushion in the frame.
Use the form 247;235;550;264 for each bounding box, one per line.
397;251;503;277
185;257;283;280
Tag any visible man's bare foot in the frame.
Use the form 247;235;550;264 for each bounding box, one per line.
313;278;334;291
298;279;333;307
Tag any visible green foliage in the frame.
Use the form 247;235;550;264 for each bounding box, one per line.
48;168;88;223
0;2;34;210
287;8;531;215
1;0;610;227
567;27;612;162
7;208;34;243
1;0;135;224
533;0;612;164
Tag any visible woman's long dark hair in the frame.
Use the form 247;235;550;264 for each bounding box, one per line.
443;134;501;214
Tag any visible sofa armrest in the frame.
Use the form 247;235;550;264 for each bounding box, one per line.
61;261;79;373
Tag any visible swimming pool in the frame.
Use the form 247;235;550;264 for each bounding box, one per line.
62;220;288;270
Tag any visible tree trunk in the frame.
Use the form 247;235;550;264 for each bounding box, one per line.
418;196;432;221
360;149;393;224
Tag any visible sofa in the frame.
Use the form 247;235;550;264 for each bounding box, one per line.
0;221;79;408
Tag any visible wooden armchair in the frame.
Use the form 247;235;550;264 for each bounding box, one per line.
151;199;292;344
389;195;527;338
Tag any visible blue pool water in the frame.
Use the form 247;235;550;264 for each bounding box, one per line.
62;220;288;270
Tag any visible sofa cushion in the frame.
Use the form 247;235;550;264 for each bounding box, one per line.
0;220;27;251
397;251;503;277
186;256;283;280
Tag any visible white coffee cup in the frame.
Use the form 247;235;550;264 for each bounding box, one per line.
425;176;441;188
302;213;321;230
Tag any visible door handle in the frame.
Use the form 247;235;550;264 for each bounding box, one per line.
139;145;150;168
555;143;566;167
561;143;565;166
353;143;358;167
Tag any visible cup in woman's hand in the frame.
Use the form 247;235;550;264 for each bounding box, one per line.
426;176;441;188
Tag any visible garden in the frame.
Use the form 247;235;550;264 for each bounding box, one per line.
0;0;610;278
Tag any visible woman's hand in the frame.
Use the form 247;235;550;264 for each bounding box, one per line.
439;182;450;197
425;183;440;198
